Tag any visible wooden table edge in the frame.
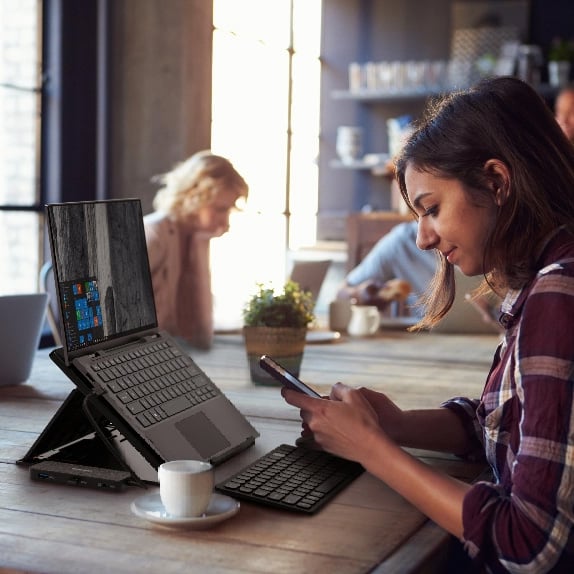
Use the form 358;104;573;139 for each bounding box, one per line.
371;520;449;573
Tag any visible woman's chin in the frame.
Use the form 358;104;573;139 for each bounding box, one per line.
456;264;484;277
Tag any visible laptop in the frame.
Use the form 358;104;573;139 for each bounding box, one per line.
288;259;331;305
432;270;501;335
289;259;340;342
45;199;259;473
0;293;48;386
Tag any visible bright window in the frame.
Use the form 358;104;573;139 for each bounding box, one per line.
211;0;322;329
0;0;42;295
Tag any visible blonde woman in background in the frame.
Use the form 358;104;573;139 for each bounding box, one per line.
144;150;248;349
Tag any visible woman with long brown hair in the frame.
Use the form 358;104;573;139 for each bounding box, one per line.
282;77;574;572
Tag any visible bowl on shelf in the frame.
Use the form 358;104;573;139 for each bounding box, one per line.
362;153;389;166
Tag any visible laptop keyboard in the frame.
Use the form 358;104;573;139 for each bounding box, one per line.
90;340;218;427
215;444;364;514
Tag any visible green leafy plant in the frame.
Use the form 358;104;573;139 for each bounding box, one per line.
243;280;315;328
549;37;574;62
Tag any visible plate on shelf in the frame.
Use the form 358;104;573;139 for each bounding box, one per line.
131;492;239;530
306;330;341;344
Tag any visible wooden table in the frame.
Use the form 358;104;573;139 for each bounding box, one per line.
0;330;498;573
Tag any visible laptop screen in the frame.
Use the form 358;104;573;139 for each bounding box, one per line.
47;199;157;358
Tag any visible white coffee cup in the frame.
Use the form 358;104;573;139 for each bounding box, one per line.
347;305;380;337
158;460;214;517
328;299;352;332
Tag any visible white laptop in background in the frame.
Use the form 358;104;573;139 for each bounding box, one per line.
288;259;332;305
288;259;340;342
0;293;48;386
432;271;501;335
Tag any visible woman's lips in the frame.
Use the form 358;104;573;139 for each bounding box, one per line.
444;248;455;263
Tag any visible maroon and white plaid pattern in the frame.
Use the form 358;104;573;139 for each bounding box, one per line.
443;229;574;573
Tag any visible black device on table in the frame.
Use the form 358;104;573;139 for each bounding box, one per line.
23;200;259;481
215;356;364;514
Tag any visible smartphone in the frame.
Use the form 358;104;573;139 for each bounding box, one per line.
259;355;321;398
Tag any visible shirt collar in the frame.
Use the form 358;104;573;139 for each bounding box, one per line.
499;226;572;329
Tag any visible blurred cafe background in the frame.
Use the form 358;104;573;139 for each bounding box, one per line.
0;0;572;339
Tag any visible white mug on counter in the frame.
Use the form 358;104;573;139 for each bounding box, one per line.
328;299;352;332
158;459;214;517
347;305;380;337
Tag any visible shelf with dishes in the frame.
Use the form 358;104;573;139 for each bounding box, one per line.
329;153;392;176
332;82;560;103
330;79;561;176
331;87;444;103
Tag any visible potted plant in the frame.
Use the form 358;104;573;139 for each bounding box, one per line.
548;37;574;87
242;280;315;385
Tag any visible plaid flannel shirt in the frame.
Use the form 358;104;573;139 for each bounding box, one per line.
443;229;574;573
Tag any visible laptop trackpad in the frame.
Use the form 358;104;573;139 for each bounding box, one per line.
175;412;230;459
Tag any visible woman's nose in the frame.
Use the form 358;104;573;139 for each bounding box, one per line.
416;219;438;251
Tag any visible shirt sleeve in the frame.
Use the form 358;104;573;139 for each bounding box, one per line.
345;225;406;286
346;221;427;285
345;221;436;309
461;269;574;572
441;396;485;461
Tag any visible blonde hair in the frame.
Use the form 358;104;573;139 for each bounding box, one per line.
152;150;248;218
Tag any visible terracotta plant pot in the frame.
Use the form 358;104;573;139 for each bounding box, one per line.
242;326;307;385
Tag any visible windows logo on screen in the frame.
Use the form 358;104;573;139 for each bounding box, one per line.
61;277;104;350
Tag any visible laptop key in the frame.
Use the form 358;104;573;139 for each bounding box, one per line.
116;391;132;404
127;400;145;415
162;395;192;417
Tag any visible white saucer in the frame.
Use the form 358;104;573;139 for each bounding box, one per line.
306;330;341;344
130;492;240;530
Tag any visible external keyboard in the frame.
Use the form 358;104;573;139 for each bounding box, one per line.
90;340;218;427
215;444;364;514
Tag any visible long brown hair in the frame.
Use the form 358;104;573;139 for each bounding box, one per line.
395;76;574;327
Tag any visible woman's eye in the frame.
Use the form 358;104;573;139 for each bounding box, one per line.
423;205;438;217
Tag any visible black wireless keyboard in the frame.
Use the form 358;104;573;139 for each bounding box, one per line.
215;443;364;514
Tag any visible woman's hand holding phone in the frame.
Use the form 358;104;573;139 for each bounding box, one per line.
259;355;321;398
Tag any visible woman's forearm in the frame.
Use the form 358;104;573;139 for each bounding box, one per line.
395;407;475;456
362;430;470;537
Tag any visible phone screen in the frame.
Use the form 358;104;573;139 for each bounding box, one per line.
259;355;321;398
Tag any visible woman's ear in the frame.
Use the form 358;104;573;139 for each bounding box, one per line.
483;159;511;206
